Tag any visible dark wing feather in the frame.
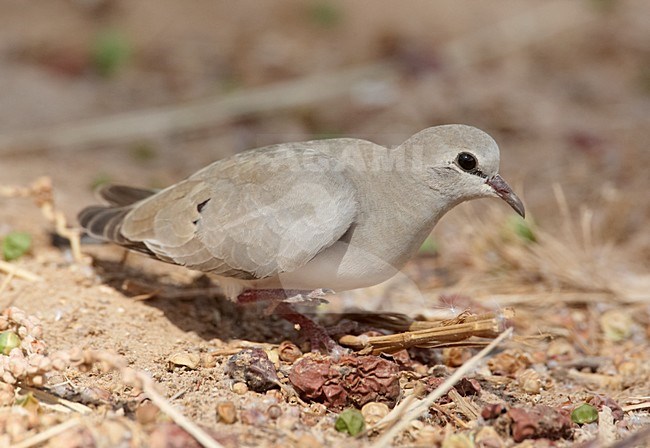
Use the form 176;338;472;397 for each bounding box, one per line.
98;185;158;206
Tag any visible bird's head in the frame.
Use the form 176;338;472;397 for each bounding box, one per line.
402;124;525;218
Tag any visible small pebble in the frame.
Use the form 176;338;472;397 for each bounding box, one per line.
167;352;201;370
517;369;542;394
267;404;282;420
231;382;248;395
361;402;389;425
278;341;302;363
216;401;237;424
226;348;280;392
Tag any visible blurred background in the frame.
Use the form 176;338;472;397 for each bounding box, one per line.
0;0;648;296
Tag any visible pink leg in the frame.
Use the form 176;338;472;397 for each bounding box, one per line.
236;289;339;352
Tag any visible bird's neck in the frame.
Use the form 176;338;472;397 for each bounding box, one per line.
336;144;449;270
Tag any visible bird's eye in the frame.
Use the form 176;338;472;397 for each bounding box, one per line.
457;152;477;172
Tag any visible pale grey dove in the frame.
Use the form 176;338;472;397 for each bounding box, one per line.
79;124;524;349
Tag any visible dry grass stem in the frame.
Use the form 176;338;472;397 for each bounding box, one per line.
370;327;513;448
447;388;481;421
340;309;513;354
621;401;650;412
0;260;43;283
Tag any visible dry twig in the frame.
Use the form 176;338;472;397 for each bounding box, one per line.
340;309;513;355
370;327;513;448
0;260;42;283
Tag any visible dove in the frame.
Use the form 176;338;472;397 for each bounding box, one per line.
79;124;524;350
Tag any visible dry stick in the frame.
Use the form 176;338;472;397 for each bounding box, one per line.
0;260;43;283
11;418;83;448
621;401;650;412
370;327;513;448
341;309;511;354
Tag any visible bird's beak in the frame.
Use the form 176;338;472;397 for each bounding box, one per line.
486;174;525;218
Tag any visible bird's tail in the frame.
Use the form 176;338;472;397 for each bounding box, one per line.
78;185;157;252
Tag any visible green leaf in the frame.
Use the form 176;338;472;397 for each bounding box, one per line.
571;403;598;424
335;408;365;436
2;232;32;261
0;330;21;355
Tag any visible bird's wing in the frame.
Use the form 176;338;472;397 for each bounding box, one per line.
120;146;359;279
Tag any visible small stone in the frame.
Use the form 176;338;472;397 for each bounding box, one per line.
167;352;201;370
289;354;399;409
267;404;282;420
308;402;327;416
361;402;389;425
231;382;248;395
481;403;507;420
508;405;573;442
226;349;280;393
517;369;542;394
278;341;302;363
455;378;481;396
217;401;237;424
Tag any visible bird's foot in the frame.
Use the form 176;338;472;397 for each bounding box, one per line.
282;288;335;305
274;302;343;353
235;289;343;353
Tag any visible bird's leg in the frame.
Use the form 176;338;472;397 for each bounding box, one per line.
274;302;339;352
235;289;340;352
